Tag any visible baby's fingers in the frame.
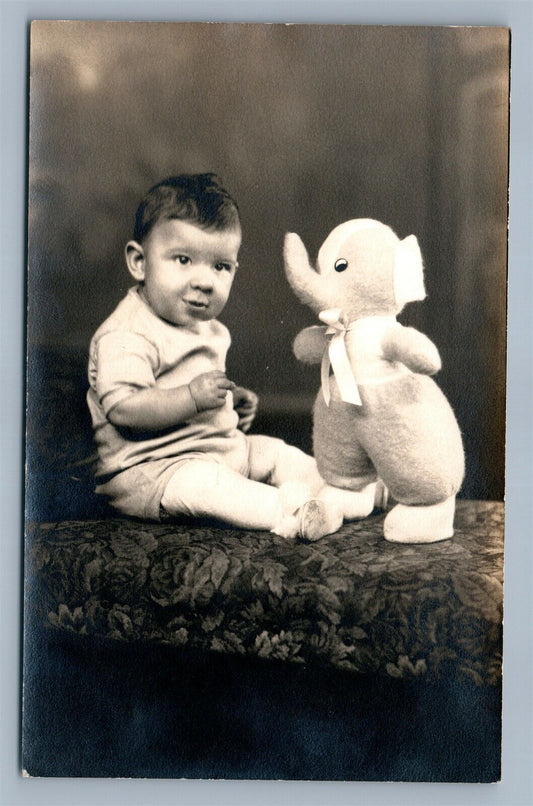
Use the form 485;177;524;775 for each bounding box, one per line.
217;377;236;392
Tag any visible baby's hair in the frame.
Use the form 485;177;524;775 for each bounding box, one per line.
133;173;240;242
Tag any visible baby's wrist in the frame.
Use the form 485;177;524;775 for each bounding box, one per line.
187;383;200;413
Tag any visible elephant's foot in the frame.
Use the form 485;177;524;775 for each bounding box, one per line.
383;496;456;544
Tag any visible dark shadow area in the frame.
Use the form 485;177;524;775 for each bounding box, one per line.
23;629;501;782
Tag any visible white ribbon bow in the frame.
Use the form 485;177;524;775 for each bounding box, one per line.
319;308;362;407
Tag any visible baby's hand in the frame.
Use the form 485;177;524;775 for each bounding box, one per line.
232;386;259;433
189;371;236;411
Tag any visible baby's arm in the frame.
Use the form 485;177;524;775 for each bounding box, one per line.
382;325;442;375
108;371;235;431
293;326;328;365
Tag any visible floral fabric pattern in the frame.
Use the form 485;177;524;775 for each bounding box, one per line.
26;500;503;686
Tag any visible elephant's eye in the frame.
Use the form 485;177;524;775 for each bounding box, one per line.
335;258;348;272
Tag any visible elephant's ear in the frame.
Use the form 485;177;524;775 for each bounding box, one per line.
283;232;326;312
394;234;426;310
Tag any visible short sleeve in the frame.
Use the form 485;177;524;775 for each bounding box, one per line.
94;330;159;416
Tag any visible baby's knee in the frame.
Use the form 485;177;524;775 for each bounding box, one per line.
273;442;322;490
277;442;316;471
249;434;318;487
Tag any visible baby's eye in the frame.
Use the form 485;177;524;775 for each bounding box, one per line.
214;262;232;273
335;258;348;273
174;255;191;265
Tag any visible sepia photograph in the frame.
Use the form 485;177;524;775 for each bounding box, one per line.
22;20;509;782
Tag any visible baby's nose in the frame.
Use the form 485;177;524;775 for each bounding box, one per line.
191;265;214;291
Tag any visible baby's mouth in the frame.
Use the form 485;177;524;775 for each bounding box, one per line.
184;297;209;310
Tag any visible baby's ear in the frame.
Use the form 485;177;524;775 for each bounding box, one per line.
125;240;146;282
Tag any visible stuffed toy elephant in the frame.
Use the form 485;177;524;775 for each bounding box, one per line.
284;219;465;543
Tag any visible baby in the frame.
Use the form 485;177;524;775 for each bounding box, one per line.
87;174;343;540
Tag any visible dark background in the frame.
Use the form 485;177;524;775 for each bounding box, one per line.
27;22;509;500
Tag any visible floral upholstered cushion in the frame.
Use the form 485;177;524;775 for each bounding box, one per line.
26;499;503;686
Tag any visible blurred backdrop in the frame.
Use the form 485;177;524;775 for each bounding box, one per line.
27;22;509;500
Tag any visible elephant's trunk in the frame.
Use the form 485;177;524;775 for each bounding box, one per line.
283;232;327;313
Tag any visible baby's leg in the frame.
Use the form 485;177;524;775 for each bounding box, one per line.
160;459;341;540
318;481;386;520
246;435;324;492
246;435;383;522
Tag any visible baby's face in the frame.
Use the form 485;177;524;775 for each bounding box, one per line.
132;218;241;329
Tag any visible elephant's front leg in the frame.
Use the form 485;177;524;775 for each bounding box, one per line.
312;392;384;520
